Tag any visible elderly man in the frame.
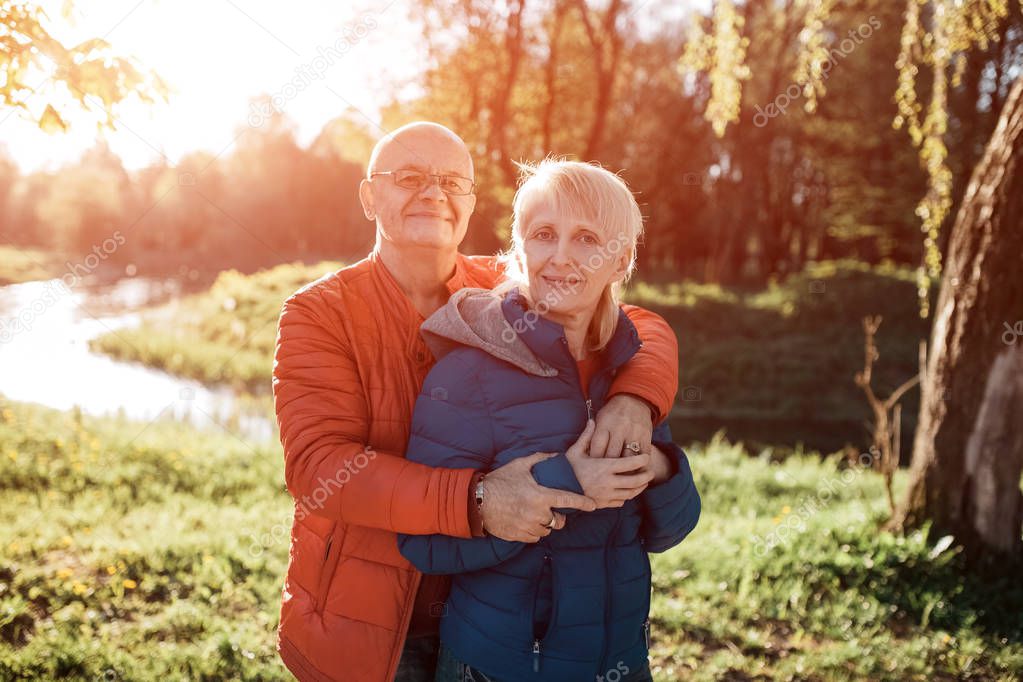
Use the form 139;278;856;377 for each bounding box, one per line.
272;122;678;681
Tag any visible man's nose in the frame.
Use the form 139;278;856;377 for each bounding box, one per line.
417;178;447;202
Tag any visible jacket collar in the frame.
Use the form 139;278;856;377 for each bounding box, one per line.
500;288;640;376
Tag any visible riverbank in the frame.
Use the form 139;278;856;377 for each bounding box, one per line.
2;399;1020;680
634;260;931;452
86;259;929;452
0;246;67;286
88;260;342;392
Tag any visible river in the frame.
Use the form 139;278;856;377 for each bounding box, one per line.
0;277;276;444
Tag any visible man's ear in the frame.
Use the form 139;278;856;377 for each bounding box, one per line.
358;179;376;220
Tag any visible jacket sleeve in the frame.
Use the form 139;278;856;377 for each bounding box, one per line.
609;305;679;423
273;285;475;537
640;421;701;553
530;453;585;517
397;350;526;574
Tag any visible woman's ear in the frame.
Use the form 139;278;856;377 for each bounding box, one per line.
358;179;376;221
612;250;632;282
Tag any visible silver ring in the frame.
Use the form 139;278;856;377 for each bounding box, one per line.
626;441;641;453
544;514;557;529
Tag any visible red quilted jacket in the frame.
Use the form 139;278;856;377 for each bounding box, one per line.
272;250;679;681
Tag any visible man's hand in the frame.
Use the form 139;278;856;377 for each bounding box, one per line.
567;420;654;508
591;394;655;458
481;452;597;543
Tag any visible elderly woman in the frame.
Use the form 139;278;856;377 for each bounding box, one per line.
397;160;700;682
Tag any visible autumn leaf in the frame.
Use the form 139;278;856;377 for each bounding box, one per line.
38;103;68;133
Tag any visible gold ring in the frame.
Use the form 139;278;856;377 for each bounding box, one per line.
544;514;557;529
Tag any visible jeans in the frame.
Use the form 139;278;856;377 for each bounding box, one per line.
434;643;655;682
394;634;440;682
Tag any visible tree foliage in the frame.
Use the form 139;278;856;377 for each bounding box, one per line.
0;0;166;132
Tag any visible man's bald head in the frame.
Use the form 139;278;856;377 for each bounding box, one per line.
359;121;477;255
367;122;474;180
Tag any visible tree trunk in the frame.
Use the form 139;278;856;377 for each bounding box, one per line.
487;0;527;188
893;75;1023;558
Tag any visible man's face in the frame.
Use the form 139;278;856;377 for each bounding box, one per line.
361;129;476;251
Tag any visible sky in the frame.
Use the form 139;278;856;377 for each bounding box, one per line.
2;0;700;173
2;0;423;172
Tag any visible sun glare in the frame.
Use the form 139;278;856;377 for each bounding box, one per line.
4;0;420;171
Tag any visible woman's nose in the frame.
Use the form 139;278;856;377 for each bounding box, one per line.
551;237;574;265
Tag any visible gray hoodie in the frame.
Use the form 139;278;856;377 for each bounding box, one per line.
419;288;559;378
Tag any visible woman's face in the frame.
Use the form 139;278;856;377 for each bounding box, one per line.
520;205;628;321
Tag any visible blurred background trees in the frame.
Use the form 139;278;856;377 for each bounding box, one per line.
5;0;1018;284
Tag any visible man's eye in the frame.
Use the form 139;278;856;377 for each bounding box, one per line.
440;178;460;191
397;172;426;187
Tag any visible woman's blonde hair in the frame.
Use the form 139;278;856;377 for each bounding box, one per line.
496;158;644;351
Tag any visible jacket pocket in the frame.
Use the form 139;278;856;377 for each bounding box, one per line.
314;524;341;614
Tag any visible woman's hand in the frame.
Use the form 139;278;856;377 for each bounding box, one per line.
590;394;654;458
566;420;654;508
643;446;674;485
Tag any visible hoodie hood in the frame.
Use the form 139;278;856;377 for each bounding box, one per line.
420;288;558;377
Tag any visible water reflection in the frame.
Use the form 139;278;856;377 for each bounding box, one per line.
0;278;275;444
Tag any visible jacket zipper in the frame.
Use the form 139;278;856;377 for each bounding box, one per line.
531;552;551;673
644;618;651;649
598;515;621;675
585;398;594;420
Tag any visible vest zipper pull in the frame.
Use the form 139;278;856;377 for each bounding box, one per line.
533;639;541;672
586;398;594;420
644;618;651;649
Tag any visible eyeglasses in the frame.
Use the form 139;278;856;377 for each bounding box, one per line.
370;169;476;196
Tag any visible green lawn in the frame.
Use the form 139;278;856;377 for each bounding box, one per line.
2;398;1020;681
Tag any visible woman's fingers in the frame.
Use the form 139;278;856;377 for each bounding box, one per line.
613;470;654;490
589;422;611;458
605;452;651;473
566;419;596;458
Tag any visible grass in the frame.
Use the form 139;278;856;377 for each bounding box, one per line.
625;260;931;451
0;246;67;286
2;398;1020;681
89;259;929;449
88;261;343;391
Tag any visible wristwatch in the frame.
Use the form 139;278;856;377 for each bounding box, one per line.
474;474;487;536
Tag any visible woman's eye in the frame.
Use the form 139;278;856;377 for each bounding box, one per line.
534;229;554;240
579;233;599;245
